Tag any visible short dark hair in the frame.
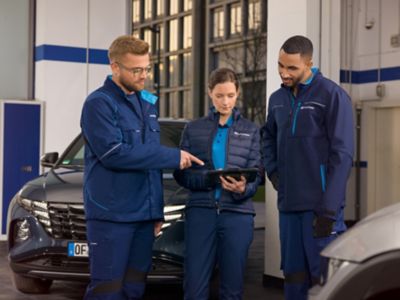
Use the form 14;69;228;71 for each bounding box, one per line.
281;35;313;58
208;68;239;91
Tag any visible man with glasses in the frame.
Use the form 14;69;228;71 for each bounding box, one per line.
80;35;203;300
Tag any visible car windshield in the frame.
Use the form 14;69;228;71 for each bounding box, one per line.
57;121;185;170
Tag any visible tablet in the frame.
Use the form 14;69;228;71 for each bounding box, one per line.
207;168;258;183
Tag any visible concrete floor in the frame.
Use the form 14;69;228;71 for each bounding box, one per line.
0;204;284;299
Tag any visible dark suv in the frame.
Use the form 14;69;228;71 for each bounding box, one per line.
7;119;189;294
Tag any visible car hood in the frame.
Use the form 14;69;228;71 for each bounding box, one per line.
19;168;187;205
321;202;400;262
19;168;84;203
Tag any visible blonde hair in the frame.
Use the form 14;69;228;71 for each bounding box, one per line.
108;35;149;63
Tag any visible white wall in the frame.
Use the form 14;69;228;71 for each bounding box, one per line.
0;0;32;99
265;0;400;280
35;0;129;153
341;0;400;217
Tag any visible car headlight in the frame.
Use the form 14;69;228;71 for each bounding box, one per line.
160;204;185;232
322;257;350;285
16;194;52;233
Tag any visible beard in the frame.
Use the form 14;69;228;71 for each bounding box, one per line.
281;70;307;88
119;76;145;93
282;76;301;88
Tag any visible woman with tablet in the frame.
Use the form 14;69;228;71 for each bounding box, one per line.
173;68;263;300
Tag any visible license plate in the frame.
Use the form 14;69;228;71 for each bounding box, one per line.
68;242;89;257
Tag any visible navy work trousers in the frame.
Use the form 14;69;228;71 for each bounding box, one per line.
184;207;254;300
279;210;346;300
84;220;155;300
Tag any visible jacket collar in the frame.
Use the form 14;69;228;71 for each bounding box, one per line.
104;75;127;98
281;67;321;94
103;76;151;121
207;106;241;122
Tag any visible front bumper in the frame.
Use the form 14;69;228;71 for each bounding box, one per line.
8;212;185;284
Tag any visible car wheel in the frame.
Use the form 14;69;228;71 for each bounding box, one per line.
12;272;52;294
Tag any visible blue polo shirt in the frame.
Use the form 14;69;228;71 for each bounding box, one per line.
212;115;233;200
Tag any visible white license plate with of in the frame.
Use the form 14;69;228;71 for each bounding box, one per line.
68;242;89;257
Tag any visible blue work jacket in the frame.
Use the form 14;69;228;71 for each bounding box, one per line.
262;70;354;219
174;108;262;215
80;77;180;222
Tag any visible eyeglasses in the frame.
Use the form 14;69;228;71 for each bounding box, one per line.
116;62;152;76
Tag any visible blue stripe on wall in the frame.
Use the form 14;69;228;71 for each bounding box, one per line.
34;44;400;82
340;66;400;84
89;48;109;64
35;45;87;63
35;44;109;65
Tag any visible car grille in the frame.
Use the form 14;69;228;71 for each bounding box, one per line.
20;198;87;240
46;203;86;240
30;256;89;270
19;198;184;240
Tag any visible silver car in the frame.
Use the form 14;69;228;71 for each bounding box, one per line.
309;202;400;300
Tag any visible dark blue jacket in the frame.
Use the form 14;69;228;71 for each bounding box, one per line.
262;70;354;219
173;108;262;215
80;77;180;222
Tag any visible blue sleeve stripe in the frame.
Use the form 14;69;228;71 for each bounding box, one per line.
320;164;326;192
99;143;122;160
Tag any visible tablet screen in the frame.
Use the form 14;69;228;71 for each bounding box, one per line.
207;168;258;183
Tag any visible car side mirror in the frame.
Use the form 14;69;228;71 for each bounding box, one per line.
40;152;59;168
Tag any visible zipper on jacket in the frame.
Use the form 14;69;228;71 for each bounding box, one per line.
209;123;219;169
291;102;301;135
225;126;231;167
215;201;220;215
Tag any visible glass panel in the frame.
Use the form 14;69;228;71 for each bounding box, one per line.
183;90;192;119
230;4;242;35
158;24;165;51
183;53;192;85
217;48;244;73
132;0;140;23
59;137;85;168
157;0;164;16
178;91;184;118
146;61;154;86
245;39;266;71
159;61;165;87
169;19;178;51
160;122;185;147
163;93;170;116
249;0;261;30
132;30;140;39
169;92;179;118
144;0;152;20
169;55;179;87
184;0;192;11
242;81;266;125
183;15;192;48
144;29;152;50
213;8;224;39
170;0;178;15
144;72;153;90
